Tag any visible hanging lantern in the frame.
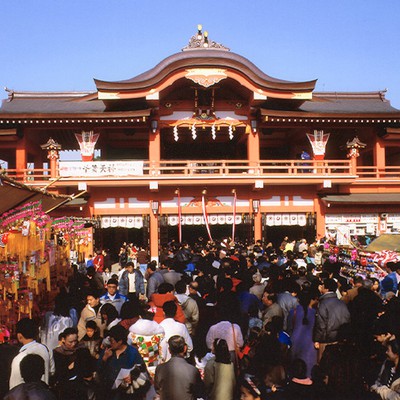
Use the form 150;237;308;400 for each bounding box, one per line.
306;130;330;160
75;131;100;162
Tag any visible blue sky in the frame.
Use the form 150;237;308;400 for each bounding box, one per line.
1;0;400;107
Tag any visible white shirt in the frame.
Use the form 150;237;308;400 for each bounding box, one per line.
206;321;244;352
159;318;193;361
128;272;136;293
9;340;54;389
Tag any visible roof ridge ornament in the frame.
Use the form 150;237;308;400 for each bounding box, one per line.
182;25;230;51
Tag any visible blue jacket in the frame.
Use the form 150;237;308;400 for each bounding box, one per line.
99;344;144;392
380;271;398;297
118;269;145;296
99;292;128;315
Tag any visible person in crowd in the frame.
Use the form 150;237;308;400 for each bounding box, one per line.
350;278;384;351
371;277;383;298
370;337;400;399
276;279;300;331
206;311;244;367
341;275;364;304
148;282;186;324
128;307;165;377
102;249;111;272
102;265;112;286
175;279;200;336
9;318;54;390
87;266;105;294
146;260;165;299
4;354;56;400
154;335;205;400
78;291;105;340
0;328;18;399
162;260;183;287
119;297;141;330
136;246;150;277
160;301;193;362
249;271;266;300
80;320;102;360
93;249;104;273
118;261;145;302
40;292;75;352
118;246;128;269
261;292;283;328
313;278;351;361
204;338;236;400
127;243;137;266
318;323;366;399
287;287;319;378
380;261;400;298
98;324;147;400
86;255;94;269
100;278;128;315
53;327;92;400
100;303;121;338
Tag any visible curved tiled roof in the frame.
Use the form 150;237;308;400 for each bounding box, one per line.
94;49;317;93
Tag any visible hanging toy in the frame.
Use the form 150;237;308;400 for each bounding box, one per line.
22;221;30;237
0;232;9;246
173;126;179;142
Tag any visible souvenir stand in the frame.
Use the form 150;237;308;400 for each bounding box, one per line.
0;202;93;335
321;239;389;283
50;216;93;285
0;201;52;333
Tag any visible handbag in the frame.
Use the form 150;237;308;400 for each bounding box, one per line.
231;323;240;376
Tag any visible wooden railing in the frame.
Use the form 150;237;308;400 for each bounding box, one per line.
147;159;354;177
356;166;400;180
5;159;400;183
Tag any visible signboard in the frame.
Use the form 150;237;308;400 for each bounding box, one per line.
325;214;378;224
336;226;351;246
59;161;144;177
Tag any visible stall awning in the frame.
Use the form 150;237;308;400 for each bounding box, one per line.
365;234;400;252
320;193;400;204
0;174;73;215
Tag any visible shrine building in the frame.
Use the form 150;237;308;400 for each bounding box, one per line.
1;26;400;259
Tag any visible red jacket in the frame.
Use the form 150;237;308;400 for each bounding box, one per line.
148;293;186;324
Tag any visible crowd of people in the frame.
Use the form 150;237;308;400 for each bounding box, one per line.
1;236;400;400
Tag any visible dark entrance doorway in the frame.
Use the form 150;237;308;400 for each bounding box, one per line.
94;227;146;263
265;225;316;251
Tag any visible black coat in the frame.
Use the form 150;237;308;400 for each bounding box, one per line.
4;381;57;400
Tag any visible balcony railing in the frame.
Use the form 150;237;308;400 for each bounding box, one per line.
4;159;400;184
356;166;400;180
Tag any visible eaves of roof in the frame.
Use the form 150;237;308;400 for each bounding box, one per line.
94;50;317;93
